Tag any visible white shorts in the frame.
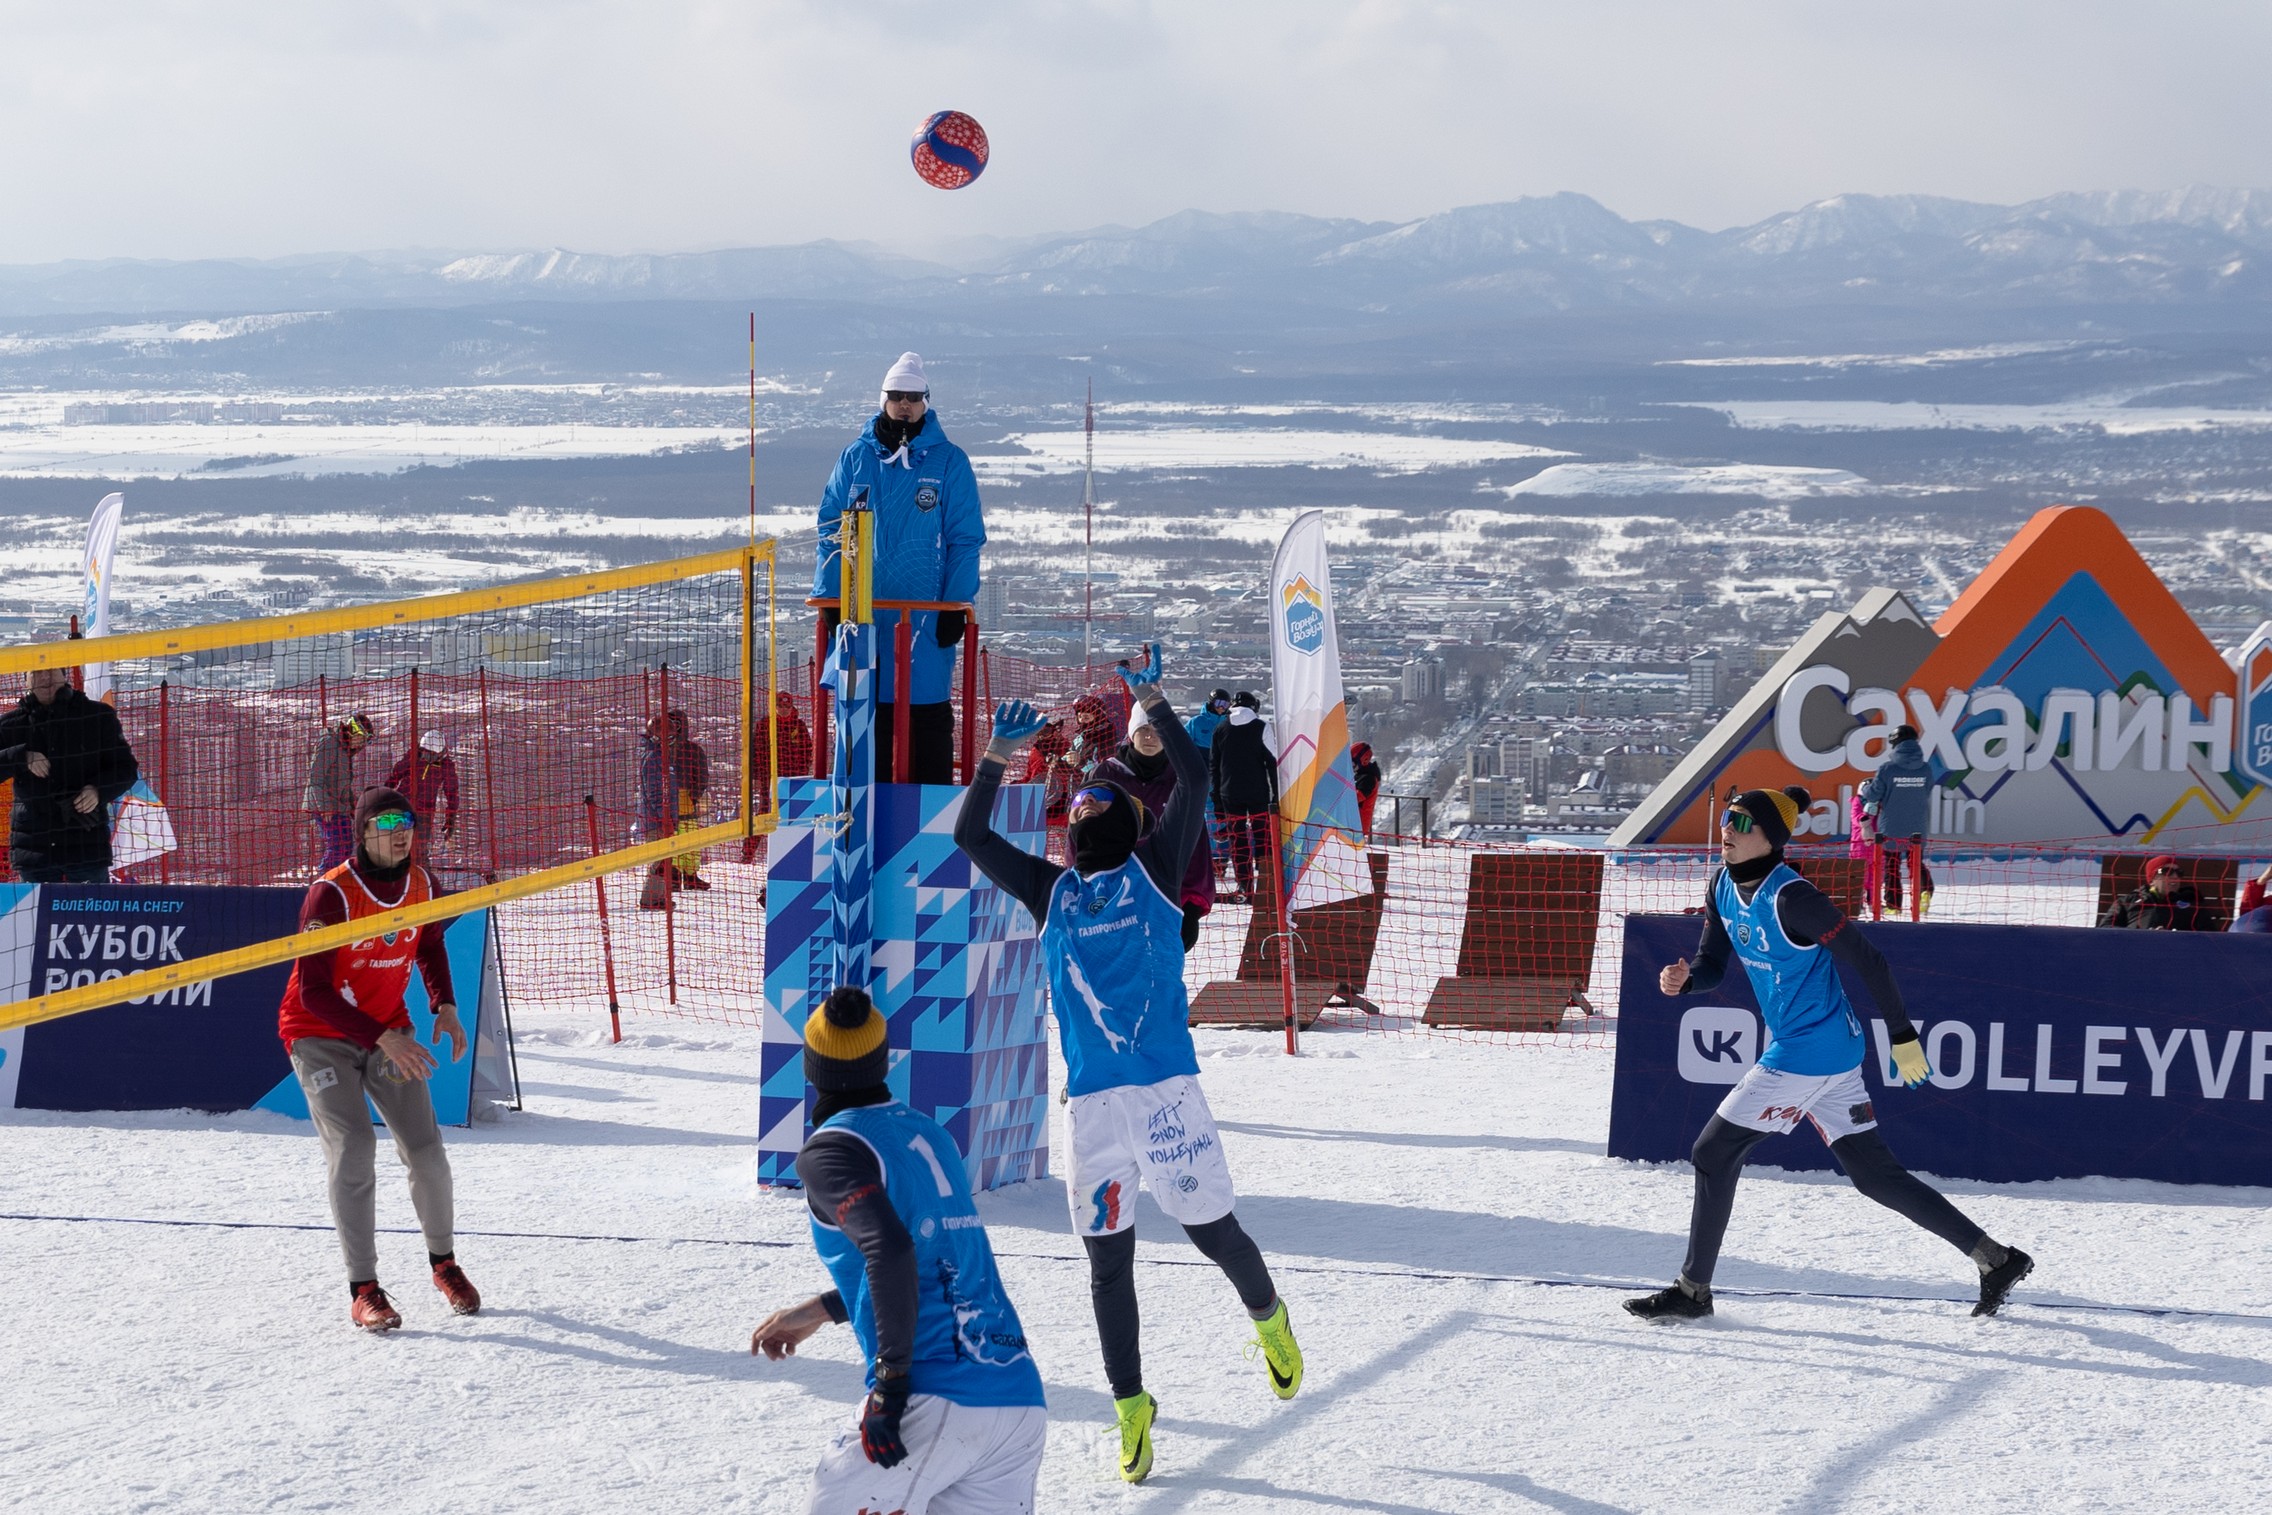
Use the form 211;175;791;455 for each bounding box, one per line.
807;1396;1045;1515
1065;1073;1236;1236
1715;1063;1879;1145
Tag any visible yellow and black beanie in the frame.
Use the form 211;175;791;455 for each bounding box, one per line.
803;986;889;1092
1732;787;1808;850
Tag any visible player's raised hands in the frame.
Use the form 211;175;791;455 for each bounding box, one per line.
992;700;1047;744
1117;643;1164;691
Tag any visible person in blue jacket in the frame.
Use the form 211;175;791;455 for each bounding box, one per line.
814;352;987;784
1627;786;2032;1322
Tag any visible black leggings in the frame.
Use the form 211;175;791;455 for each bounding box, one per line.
1082;1212;1277;1400
1680;1115;1985;1288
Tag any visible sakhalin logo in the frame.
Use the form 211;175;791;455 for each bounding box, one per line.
1281;575;1326;656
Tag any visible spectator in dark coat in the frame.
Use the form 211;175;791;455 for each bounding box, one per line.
304;713;375;872
1090;702;1216;950
1350;741;1383;841
2100;854;2216;930
1210;691;1277;902
0;667;140;883
1857;724;1937;914
639;710;711;905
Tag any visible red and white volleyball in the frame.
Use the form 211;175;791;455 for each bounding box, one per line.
911;111;989;190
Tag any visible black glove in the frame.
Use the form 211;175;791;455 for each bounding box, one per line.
859;1374;911;1467
820;606;842;642
1181;903;1203;953
934;609;967;648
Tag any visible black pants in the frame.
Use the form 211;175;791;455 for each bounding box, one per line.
1221;811;1273;895
1878;839;1935;910
1083;1214;1276;1401
873;700;956;786
1680;1115;1985;1288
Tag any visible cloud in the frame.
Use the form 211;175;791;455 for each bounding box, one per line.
0;0;2266;261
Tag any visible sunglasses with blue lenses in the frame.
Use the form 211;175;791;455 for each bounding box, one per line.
1720;808;1756;834
370;811;417;832
1071;785;1117;810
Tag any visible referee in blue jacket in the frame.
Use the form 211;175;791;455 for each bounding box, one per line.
815;352;987;784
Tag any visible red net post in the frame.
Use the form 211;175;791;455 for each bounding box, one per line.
812;626;832;778
1270;817;1296;1055
156;680;172;885
584;793;624;1043
960;618;979;784
893;618;913;784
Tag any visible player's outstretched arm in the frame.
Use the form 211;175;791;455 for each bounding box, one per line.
1121;645;1206;890
1775;880;1931;1086
953;700;1061;922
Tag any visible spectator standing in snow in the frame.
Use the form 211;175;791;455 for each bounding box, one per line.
1856;723;1936;915
1349;741;1382;842
639;709;711;907
1188;689;1232;873
1210;691;1277;903
275;785;480;1333
303;712;374;874
742;692;816;865
1;664;140;883
1091;702;1216;950
813;353;986;785
384;732;461;860
2100;855;2215;930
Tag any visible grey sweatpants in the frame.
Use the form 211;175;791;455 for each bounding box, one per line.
290;1036;455;1281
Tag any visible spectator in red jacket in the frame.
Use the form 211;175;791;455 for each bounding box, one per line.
384;732;461;856
1350;741;1382;842
2229;862;2272;932
276;786;480;1333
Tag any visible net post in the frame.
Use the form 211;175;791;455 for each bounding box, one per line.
477;667;501;884
318;671;328;729
960;614;979;784
893;618;913;785
740;548;755;837
157;679;173;886
764;546;779;827
1272;816;1297;1056
407;665;420;766
660;660;679;1006
585;794;623;1043
812;622;831;778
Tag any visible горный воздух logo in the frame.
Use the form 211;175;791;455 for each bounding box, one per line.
1281;575;1326;656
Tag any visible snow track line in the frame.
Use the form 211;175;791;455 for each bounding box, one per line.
2;1210;2260;1325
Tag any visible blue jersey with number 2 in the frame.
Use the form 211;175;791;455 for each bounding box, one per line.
811;1102;1045;1408
1714;863;1864;1076
1043;858;1199;1098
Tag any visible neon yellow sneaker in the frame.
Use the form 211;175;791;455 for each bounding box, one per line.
1251;1299;1303;1400
1114;1390;1156;1483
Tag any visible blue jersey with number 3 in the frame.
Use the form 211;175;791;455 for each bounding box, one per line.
1714;863;1865;1075
811;1103;1045;1408
1043;858;1199;1098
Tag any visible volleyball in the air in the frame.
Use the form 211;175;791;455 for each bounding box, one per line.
911;111;989;190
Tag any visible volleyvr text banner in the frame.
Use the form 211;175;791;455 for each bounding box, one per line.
1610;914;2272;1187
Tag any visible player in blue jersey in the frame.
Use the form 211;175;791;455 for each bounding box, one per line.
1627;786;2034;1322
751;986;1047;1513
955;644;1302;1485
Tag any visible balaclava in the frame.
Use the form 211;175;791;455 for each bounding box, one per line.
353;786;416;883
1070;780;1147;876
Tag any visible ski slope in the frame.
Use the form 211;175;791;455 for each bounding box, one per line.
3;1014;2267;1513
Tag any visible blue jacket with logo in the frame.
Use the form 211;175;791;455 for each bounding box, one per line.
1859;737;1934;839
813;411;986;704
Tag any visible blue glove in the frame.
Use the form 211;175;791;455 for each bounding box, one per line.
1117;643;1163;692
992;700;1047;743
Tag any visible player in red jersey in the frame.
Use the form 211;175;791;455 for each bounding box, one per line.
277;786;480;1332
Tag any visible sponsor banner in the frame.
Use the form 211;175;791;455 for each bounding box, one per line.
5;884;509;1124
1268;509;1368;909
1611;913;2272;1186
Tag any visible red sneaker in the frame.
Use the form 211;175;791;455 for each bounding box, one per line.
432;1259;482;1316
351;1282;402;1333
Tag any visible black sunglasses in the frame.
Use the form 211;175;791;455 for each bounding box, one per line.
884;390;928;404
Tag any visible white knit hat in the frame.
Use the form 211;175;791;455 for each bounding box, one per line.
1127;704;1151;736
881;352;928;398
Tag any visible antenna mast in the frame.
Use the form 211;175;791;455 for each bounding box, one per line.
1084;378;1095;677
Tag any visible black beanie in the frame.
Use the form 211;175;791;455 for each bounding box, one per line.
354;785;414;835
1070;780;1146;875
1732;788;1806;850
804;986;890;1092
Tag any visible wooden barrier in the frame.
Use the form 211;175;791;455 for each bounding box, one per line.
1189;852;1390;1030
1421;852;1604;1032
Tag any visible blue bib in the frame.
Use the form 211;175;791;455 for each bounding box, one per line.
810;1104;1044;1409
1713;864;1865;1076
1043;858;1198;1098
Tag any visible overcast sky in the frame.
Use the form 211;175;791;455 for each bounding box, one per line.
4;1;2268;263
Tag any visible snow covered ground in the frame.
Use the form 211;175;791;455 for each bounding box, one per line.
4;1014;2270;1513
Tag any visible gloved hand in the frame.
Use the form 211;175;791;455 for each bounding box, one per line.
1117;642;1163;692
934;609;967;648
859;1374;911;1467
1889;1035;1932;1088
992;700;1047;744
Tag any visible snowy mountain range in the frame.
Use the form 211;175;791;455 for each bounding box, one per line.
8;187;2272;317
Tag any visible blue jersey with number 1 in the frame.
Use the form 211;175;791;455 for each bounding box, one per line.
1714;863;1865;1076
810;1103;1045;1408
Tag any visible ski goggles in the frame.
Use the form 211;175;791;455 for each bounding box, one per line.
1071;785;1118;812
1720;808;1757;835
370;810;417;832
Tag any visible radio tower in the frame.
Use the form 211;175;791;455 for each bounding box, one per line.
1083;378;1095;677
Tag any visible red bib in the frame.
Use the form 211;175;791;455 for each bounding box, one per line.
278;863;434;1047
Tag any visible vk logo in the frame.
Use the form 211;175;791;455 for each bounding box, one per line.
1676;1005;1758;1085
